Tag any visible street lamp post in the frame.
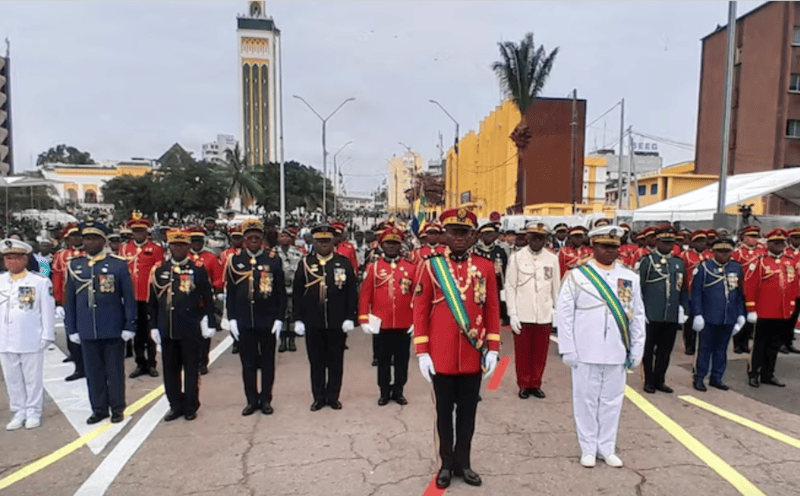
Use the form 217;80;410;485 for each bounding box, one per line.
429;100;459;208
333;141;353;217
293;95;355;218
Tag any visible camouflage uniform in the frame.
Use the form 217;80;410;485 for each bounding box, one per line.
277;244;304;351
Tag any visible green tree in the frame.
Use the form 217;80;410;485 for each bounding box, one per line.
252;161;333;214
101;173;160;224
223;144;263;207
492;32;558;211
36;144;96;166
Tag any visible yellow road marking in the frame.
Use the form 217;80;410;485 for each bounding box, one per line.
679;395;800;450
625;386;765;496
0;385;165;491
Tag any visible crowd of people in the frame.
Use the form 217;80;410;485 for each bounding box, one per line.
0;207;797;490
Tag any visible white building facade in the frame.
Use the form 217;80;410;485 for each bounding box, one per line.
201;134;238;165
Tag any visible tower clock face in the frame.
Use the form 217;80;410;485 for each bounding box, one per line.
250;1;261;17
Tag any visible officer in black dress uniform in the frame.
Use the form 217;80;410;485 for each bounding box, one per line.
225;219;286;416
148;229;216;421
293;224;357;411
472;222;509;325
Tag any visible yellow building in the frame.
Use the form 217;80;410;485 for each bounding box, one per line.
582;156;607;204
628;161;718;209
445;100;520;216
388;152;424;213
40;161;154;205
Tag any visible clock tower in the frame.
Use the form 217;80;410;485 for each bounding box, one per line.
237;1;282;167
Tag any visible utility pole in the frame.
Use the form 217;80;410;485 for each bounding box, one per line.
430;100;459;208
616;98;625;209
570;89;577;211
629;126;640;209
716;1;737;225
278;35;285;228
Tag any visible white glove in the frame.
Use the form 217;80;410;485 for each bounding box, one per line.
733;315;746;335
483;351;499;379
630;357;642;369
229;320;239;340
418;353;436;383
692;315;705;333
150;329;161;345
39;339;53;351
342;319;355;333
201;316;216;339
220;317;230;331
747;311;758;324
271;320;283;339
562;352;578;367
121;330;135;342
55;306;66;320
510;315;522;334
215;293;225;302
294;321;306;336
361;323;375;335
678;307;688;324
407;324;413;335
68;333;81;345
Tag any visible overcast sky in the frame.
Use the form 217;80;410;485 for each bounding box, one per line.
2;1;764;197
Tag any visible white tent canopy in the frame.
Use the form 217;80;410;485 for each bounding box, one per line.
632;168;800;222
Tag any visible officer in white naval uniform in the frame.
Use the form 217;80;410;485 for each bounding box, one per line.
0;238;56;430
556;225;645;468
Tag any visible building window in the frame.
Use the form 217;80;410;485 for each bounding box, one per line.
791;74;800;92
638;185;646;196
787;120;800;138
650;184;658;195
794;27;800;46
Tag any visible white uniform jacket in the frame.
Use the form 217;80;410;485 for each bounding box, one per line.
505;247;560;324
0;270;56;353
556;259;645;365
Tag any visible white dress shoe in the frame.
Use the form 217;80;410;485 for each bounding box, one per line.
25;418;41;430
6;416;25;431
580;453;596;467
599;453;623;467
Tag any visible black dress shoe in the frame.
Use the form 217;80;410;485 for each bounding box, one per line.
655;384;674;394
709;381;729;390
693;380;707;392
310;400;325;412
435;468;451;489
164;409;183;421
762;376;786;387
393;394;408;405
643;384;656;394
241;404;258;416
518;388;530;399
261;403;274;415
378;395;390;406
199;364;209;375
329;400;343;410
788;345;800;354
287;336;297;352
278;337;288;353
148;367;159;377
529;388;546;399
685;347;695;356
741;345;751;353
86;413;109;425
111;412;124;424
733;346;745;354
456;468;482;486
371;358;378;366
65;372;85;382
129;366;146;379
231;342;239;354
184;412;197;421
779;344;790;354
748;376;760;388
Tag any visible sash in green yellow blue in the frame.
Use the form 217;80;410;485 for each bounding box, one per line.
577;264;631;356
429;255;489;368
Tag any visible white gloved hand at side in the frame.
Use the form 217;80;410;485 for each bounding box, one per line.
361;323;375;335
39;339;53;351
68;333;81;345
271;320;283;339
418;353;436;383
55;306;66;320
407;324;413;335
201;316;216;339
229;320;239;340
121;330;135;342
692;315;705;332
150;329;161;345
747;311;758;324
678;307;688;324
510;315;522;334
294;321;306;336
341;319;355;332
562;352;578;367
483;351;499;379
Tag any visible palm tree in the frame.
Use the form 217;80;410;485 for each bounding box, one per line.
223;143;264;210
492;32;558;211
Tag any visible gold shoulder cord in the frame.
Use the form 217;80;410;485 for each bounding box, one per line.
302;256;326;306
66;259;94;306
226;254;256;301
150;264;173;309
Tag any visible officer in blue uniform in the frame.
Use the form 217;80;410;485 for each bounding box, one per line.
148;229;217;421
64;220;137;424
225;219;287;416
691;238;745;391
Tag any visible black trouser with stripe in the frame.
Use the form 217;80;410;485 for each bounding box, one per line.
239;326;277;407
749;318;786;381
432;374;481;471
82;338;125;416
134;301;157;369
305;328;345;403
163;337;200;415
376;331;410;396
643;322;679;387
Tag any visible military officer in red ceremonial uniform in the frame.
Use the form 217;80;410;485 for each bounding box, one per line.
630;226;656;267
617;224;637;268
551;223;569;253
359;226;417;406
409;223;446;265
120;212;164;379
558;226;593;277
52;223;86;381
731;225;766;353
332;221;359;277
679;230;710;355
744;228;796;388
413;208;501;489
782;227;800;354
189;228;224;375
220;225;243;269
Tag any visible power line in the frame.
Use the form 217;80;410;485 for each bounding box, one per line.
586;101;622;129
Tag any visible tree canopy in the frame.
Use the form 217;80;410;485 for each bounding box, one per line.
37;144;96;166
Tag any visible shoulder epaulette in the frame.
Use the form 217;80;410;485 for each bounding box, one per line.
472;250;492;260
423;252;443;260
109;254;126;261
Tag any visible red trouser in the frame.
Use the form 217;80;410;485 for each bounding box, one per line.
513;324;551;389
